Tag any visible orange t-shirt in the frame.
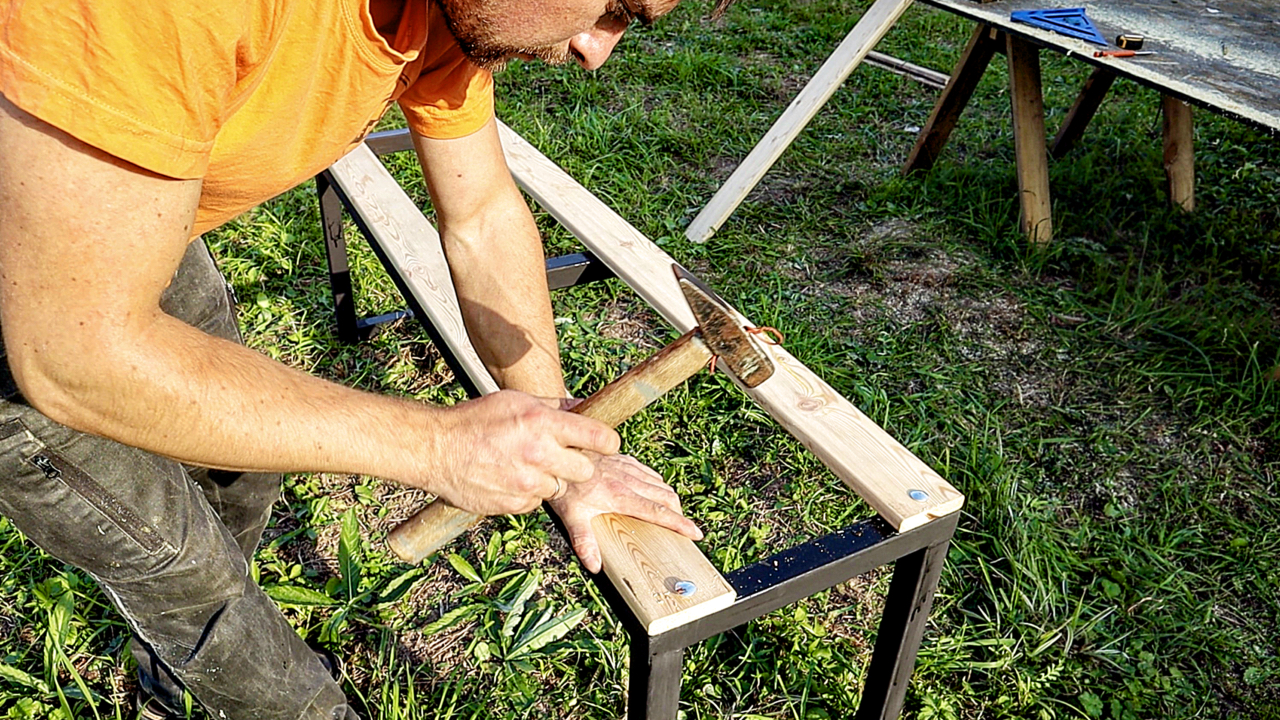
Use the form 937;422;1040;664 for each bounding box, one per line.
0;0;493;235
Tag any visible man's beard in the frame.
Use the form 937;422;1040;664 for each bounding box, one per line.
435;0;573;71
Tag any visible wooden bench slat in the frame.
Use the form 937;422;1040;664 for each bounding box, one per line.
683;0;916;244
497;121;965;532
328;142;736;634
328;145;500;395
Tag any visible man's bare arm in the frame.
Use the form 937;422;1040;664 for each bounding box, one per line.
412;119;567;398
413;119;702;572
0;96;617;516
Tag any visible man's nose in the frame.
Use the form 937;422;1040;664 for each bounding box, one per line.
568;15;629;70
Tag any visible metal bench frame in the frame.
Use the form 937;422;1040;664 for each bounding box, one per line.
314;127;958;720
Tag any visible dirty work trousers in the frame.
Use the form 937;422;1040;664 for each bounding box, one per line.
0;238;358;719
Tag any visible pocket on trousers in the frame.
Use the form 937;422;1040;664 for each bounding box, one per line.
0;417;178;581
25;450;170;555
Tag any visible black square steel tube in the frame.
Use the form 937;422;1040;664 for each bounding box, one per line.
646;512;958;654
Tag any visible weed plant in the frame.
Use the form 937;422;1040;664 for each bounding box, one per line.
0;0;1277;718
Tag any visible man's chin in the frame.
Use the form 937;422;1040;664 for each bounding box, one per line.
465;48;570;72
469;55;511;72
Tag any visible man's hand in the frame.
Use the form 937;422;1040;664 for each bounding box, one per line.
428;390;621;516
549;451;703;574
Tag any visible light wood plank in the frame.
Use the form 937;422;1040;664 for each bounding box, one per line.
1162;95;1195;212
903;24;1001;174
684;0;915;244
1007;35;1053;246
499;122;964;532
594;515;736;635
328;145;500;395
332;142;734;634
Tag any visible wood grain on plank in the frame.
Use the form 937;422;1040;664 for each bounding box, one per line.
594;514;735;636
328;145;500;395
684;0;915;243
498;122;964;532
331;144;497;564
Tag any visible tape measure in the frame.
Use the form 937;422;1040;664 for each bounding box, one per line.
1116;34;1145;50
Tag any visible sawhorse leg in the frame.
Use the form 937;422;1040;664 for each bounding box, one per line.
1052;77;1196;213
608;515;957;720
1051;67;1117;158
1162;95;1195;212
1007;34;1052;245
316;172;361;344
629;638;684;720
903;23;1001;174
856;538;952;720
905;26;1053;245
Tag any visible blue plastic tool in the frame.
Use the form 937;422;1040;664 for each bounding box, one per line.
1011;7;1108;46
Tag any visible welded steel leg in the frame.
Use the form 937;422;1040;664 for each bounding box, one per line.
316;172;360;344
628;636;683;720
856;539;952;720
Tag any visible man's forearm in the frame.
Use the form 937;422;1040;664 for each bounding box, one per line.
412;122;568;399
441;187;568;398
14;309;614;516
25;311;439;484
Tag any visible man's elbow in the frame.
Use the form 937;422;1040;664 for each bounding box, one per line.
4;336;119;433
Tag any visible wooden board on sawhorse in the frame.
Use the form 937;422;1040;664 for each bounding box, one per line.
904;0;1280;242
901;23;1194;245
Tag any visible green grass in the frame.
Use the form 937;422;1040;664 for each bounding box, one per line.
2;0;1278;718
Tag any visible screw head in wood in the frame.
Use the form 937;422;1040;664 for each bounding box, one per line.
909;489;929;502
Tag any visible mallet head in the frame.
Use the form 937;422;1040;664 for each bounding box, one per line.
674;265;774;387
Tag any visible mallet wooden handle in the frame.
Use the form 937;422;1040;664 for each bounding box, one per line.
387;329;711;564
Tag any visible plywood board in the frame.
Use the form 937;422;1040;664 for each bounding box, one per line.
918;0;1280;133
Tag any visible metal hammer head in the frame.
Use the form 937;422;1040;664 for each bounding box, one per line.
673;265;775;387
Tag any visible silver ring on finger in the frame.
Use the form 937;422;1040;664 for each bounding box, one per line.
552;477;564;500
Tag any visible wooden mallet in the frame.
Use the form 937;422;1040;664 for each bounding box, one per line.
386;264;775;564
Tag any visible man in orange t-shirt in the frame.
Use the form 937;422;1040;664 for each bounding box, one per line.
0;0;718;717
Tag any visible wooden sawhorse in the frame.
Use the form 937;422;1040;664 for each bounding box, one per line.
901;22;1195;245
315;124;964;719
686;0;1280;246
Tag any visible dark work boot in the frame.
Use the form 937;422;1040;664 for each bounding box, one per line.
131;638;190;720
131;636;347;719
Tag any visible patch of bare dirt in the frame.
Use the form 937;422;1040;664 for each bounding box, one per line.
596;299;663;349
825;568;888;651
